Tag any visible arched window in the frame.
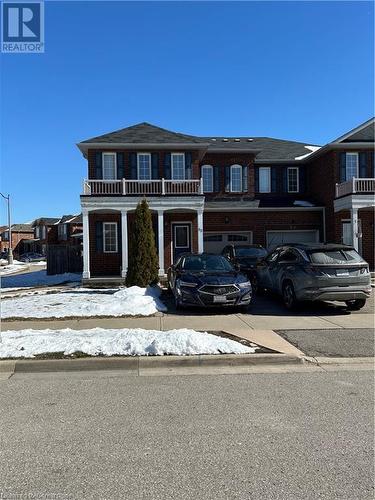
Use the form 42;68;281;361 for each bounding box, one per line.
201;165;213;193
230;164;242;192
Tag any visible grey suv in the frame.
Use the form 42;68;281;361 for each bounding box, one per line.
255;243;371;310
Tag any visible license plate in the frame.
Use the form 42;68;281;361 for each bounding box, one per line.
213;295;228;303
336;269;349;276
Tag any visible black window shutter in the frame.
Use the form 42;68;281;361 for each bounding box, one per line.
271;167;277;193
95;222;103;253
299;166;306;193
151;153;159;179
339;152;346;182
282;167;288;193
225;167;231;192
117;221;122;253
242;166;248;192
255;167;259;192
164;153;171;179
359;152;367;178
129;153;137;180
185;152;192;180
214;166;221;192
95;152;102;179
117;153;125;179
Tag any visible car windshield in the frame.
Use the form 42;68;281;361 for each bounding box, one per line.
182;255;234;272
236;247;267;258
308;249;363;264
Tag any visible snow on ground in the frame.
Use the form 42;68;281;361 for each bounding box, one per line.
295;145;321;160
1;286;167;319
0;327;256;358
0;260;28;276
1;270;81;289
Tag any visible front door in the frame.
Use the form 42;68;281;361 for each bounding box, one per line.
172;224;191;263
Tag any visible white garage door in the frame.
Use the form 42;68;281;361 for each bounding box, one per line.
204;232;253;254
266;230;319;250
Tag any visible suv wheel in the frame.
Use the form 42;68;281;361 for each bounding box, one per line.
282;282;297;310
345;299;366;311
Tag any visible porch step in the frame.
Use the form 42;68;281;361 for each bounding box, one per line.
82;277;126;288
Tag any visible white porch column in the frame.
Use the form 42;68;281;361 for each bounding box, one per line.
351;207;359;251
121;210;128;278
82;209;90;279
158;210;165;276
197;209;204;253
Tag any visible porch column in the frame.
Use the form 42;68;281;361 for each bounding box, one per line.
121;210;128;278
197;209;204;253
82;209;90;279
158;210;165;276
351;207;359;252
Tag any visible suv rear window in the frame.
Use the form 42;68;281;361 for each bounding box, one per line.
308;249;363;264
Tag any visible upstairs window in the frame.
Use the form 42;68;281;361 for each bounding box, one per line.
58;224;68;240
102;153;116;180
137;153;151;180
287;167;299;193
103;222;118;253
346;153;358;180
259;167;271;193
171;153;185;180
201;165;213;192
230;165;242;192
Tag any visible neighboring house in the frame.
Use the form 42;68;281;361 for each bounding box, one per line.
0;223;34;257
46;214;83;275
47;214;83;245
78;119;374;283
30;217;60;255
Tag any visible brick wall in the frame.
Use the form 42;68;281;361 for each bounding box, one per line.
0;231;34;255
89;213;121;276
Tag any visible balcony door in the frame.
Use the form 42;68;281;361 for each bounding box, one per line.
172;223;191;263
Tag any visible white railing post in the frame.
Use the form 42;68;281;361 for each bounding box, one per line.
200;178;204;195
352;177;356;193
162;178;165;195
122;178;126;195
335;183;338;198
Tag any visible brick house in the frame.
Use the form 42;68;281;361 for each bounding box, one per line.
78;119;374;283
0;223;34;257
30;217;60;255
47;214;83;245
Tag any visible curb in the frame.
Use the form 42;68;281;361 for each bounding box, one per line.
0;353;304;374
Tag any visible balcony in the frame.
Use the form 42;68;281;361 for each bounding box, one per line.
82;178;203;196
335;178;375;198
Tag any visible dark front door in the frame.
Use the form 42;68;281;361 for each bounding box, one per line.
172;224;191;263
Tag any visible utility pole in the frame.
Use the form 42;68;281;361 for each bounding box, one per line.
0;193;13;265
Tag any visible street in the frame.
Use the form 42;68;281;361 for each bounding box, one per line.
0;367;373;500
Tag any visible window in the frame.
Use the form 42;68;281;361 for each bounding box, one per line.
266;250;279;263
204;235;223;242
228;234;248;242
279;249;298;262
103;222;118;253
137;153;151;180
259;167;271;193
58;224;68;240
174;225;189;248
287;167;299;193
230;165;242;192
172;153;185;180
102;153;116;180
202;165;213;192
346;153;359;180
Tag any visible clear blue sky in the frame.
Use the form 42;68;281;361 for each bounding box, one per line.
1;1;374;224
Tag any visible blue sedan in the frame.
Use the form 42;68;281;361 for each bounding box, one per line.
167;253;252;310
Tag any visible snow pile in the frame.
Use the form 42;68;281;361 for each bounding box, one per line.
0;260;28;276
1;286;167;319
293;200;315;207
0;327;256;358
1;270;81;289
295;145;321;160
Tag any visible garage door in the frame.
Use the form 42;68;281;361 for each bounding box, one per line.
204;232;253;254
266;230;319;249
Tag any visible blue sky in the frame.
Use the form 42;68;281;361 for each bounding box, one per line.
1;1;374;224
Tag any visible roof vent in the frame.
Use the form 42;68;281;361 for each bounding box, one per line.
222;138;229;142
247;138;254;142
234;138;240;142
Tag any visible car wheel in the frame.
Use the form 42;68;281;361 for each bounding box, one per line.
345;299;366;311
282;282;298;310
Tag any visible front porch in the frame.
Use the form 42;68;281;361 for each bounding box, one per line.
81;196;205;282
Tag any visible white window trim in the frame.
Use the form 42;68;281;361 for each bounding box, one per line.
171;153;186;180
287;167;299;193
102;152;117;180
103;222;118;253
345;152;359;178
230;164;242;193
259;167;271;193
137;152;152;181
201;164;213;193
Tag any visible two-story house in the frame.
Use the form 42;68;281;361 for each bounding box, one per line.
47;214;83;245
78;119;374;284
31;217;60;255
0;223;34;257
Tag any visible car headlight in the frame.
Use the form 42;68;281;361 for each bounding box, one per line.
178;280;197;288
238;281;251;289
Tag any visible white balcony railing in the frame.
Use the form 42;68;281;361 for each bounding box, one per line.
83;178;203;196
335;178;375;198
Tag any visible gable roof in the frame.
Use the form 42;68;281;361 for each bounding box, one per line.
333;117;374;143
2;223;34;233
32;217;60;227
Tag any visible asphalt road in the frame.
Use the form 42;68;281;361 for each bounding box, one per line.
277;328;375;358
0;369;373;500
